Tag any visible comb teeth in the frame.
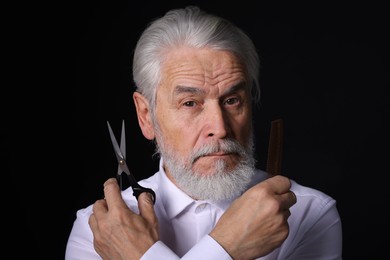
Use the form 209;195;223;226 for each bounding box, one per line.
266;119;284;175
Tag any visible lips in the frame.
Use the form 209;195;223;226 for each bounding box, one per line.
192;152;237;164
206;152;231;156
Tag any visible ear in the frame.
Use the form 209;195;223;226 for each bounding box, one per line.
133;92;155;140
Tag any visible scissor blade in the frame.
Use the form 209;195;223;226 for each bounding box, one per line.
107;121;125;162
120;120;126;159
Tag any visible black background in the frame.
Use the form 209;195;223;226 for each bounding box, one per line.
8;1;389;259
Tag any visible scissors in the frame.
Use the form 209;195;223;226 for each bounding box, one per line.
107;120;156;204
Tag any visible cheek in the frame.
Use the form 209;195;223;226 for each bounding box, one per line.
157;114;198;154
232;114;253;143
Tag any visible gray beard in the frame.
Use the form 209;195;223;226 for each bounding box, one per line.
156;134;256;202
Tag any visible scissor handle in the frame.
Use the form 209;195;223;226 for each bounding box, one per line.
117;173;156;204
132;185;156;205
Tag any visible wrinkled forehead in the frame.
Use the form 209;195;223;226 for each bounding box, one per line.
159;47;248;90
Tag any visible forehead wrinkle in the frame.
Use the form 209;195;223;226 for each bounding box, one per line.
163;62;207;87
206;63;246;86
161;48;247;95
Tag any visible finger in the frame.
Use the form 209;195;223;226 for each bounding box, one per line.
88;213;97;231
290;191;297;204
103;178;128;210
138;192;158;225
264;175;292;194
279;190;297;210
92;199;108;216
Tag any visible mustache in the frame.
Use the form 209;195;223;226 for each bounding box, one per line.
190;138;247;164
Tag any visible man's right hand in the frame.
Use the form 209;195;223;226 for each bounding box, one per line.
88;178;159;259
210;175;297;259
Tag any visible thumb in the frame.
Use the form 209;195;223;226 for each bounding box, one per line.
103;178;129;211
138;192;158;225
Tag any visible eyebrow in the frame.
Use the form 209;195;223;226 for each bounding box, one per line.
173;81;247;96
222;82;247;96
174;85;206;95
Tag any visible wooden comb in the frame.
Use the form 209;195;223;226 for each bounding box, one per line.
266;119;284;175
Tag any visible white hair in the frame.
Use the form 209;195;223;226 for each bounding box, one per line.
132;5;260;116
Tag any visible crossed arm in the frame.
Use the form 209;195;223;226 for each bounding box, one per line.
88;175;296;259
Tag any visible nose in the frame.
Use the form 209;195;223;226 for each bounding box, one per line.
204;103;229;139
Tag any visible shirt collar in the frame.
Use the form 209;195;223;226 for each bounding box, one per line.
158;158;196;220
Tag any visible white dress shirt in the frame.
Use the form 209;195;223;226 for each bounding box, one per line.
66;158;342;259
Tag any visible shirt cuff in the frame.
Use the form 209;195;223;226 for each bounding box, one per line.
182;235;233;260
141;235;232;260
141;241;180;260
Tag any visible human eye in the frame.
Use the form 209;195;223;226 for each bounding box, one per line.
223;97;240;106
183;100;197;107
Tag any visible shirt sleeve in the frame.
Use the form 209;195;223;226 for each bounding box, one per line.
141;241;180;260
182;235;233;260
65;206;102;260
284;196;343;260
141;235;232;260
